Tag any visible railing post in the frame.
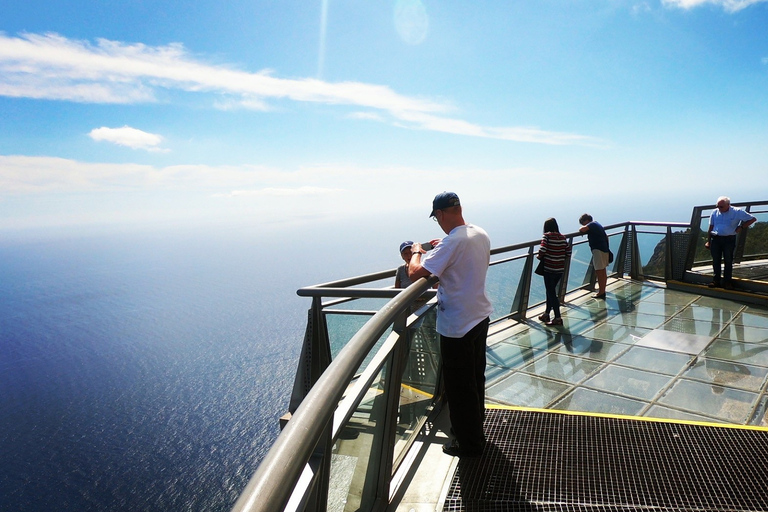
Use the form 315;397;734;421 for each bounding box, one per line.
684;206;705;274
629;224;643;280
614;227;629;278
367;310;411;511
734;204;751;264
511;246;534;320
558;236;574;302
664;226;673;281
288;297;333;417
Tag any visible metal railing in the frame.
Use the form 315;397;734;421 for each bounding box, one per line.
232;205;768;512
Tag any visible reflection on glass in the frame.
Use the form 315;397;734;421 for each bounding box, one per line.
487;373;570;408
682;357;768;392
613;346;692;375
645;405;722;423
718;324;768;344
583;365;671;401
326;313;391;369
705;339;768;368
552;388;646;416
742;215;767;258
693;214;711;265
658;379;756;423
328;363;389;512
486;258;524;321
393;308;440;465
521;353;601;385
566;243;592;292
661;317;726;338
637;232;666;278
734;311;768;329
558;338;629;362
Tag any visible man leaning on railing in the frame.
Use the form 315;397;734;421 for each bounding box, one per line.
407;191;493;458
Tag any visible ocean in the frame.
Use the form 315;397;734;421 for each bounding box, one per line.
0;203;689;511
0;225;316;511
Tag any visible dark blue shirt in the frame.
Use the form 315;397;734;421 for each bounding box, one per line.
585;221;609;252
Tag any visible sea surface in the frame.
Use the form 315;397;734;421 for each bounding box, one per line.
0;205;682;511
0;225;318;511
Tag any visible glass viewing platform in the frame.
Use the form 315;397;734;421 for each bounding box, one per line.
231;200;768;512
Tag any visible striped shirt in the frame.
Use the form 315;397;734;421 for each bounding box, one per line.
538;232;571;273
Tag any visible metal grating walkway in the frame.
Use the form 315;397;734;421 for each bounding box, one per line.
443;408;768;511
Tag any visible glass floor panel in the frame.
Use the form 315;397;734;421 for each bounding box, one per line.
705;339;768;367
644;404;726;423
694;295;748;312
578;324;650;344
484;278;768;426
633;301;686;317
552;387;647;416
660;317;728;337
487;373;570;408
718;324;768;343
520;353;602;385
549;338;630;362
680;357;768;393
582;365;673;401
734;311;768;329
678;304;737;322
612;346;693;375
637;289;698;306
486;340;546;369
605;312;667;330
657;378;758;423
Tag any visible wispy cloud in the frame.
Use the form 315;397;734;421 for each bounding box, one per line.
0;32;602;146
89;126;168;152
0;155;277;193
661;0;768;12
220;186;343;197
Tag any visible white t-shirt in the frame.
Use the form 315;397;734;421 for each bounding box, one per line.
422;223;493;338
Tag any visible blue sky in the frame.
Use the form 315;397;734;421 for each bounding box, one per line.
1;0;767;236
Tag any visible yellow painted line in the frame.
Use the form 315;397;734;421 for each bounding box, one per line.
485;404;768;432
400;383;433;399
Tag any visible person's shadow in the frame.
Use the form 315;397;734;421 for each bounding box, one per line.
451;440;538;511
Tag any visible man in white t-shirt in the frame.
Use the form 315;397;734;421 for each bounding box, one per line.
408;192;493;458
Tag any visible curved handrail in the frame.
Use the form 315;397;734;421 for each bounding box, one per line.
231;218;718;512
231;274;439;512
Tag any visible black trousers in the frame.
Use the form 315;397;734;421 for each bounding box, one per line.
710;235;736;283
543;271;563;318
440;317;489;453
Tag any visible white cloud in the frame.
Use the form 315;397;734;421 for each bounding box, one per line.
661;0;768;12
0;155;280;193
0;32;600;146
221;186;343;197
348;111;386;122
89;126;168;152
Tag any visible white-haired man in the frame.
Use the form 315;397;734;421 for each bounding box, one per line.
704;196;756;290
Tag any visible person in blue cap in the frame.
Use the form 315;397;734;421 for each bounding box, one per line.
407;191;493;458
395;240;415;288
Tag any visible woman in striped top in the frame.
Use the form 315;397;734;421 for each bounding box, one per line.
537;218;571;326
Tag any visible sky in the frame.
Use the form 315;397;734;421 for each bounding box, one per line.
1;0;768;241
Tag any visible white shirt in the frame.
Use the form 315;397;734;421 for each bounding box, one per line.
422;224;493;338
